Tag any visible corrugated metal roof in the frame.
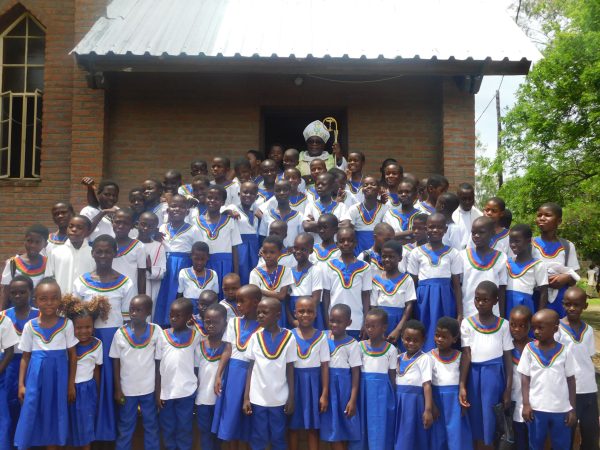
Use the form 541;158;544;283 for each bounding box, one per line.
72;0;541;64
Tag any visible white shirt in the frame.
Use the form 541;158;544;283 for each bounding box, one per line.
109;323;161;396
452;206;483;247
73;273;135;329
444;222;466;251
303;200;350;245
0;313;19;352
80;205;115;242
195;214;242;254
396;351;432;387
327;334;362;369
259;208;304;248
223;317;261;361
517;341;575;413
156;328;202;400
148;202;168;229
383;207;421;233
358;248;385;277
177;268;219;299
246;329;298;407
219;299;240;322
309;243;341;268
75;337;103;383
19;317;78;352
249;265;293;300
348;203;388;233
322;259;372;331
45;240;95;295
2;255;47;288
211;180;240;207
359;340;398;373
370;273;416;309
511;347;525;422
292;329;330;369
143;241;166;308
429;349;461;386
260;194;309;215
196;340;226;405
46;232;68;258
113;239;146;293
408;245;462;280
461;316;513;363
532;237;580;304
289;264;323;298
468;229;510;256
2;307;38;354
224;204;259;236
506;258;548;295
159;222;202;254
555;321;597;394
460;248;508;317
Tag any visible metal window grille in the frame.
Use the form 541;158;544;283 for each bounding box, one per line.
0;13;44;179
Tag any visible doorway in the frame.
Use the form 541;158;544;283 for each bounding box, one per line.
261;108;347;156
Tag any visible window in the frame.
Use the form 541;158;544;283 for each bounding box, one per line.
0;13;44;179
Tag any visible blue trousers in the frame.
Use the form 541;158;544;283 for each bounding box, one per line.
250;404;287;450
160;394;195;450
197;404;221;450
513;421;528;450
529;410;572;450
116;393;159;450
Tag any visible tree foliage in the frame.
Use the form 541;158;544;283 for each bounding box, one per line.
498;0;600;261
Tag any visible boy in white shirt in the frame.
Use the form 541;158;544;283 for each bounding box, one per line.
109;295;161;450
243;297;297;450
136;212;166;317
156;298;202;450
451;183;482;248
518;308;576;450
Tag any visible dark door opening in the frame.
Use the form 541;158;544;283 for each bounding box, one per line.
261;108;347;156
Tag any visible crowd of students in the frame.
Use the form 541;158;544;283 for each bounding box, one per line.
0;119;595;450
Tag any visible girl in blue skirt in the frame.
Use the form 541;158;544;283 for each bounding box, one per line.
212;284;261;445
347;176;388;255
155;194;202;325
0;302;19;450
289;297;330;450
371;240;416;346
14;278;78;449
62;294;111;449
459;281;513;449
408;213;463;351
394;320;433;450
320;304;361;448
350;308;397;450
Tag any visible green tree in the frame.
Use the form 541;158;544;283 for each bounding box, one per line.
499;0;600;261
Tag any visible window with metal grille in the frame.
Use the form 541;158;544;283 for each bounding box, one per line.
0;13;44;179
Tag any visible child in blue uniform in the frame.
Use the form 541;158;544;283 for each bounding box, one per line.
350;308;397;450
459;281;513;449
212;284;261;444
243;297;297;450
383;177;420;241
346;151;365;195
196;303;227;450
177;241;219;313
14;278;78;449
358;222;395;277
62;293;110;448
347;176;388;254
0;298;19;450
506;224;548;315
471;197;510;255
259;179;303;249
1;276;38;445
429;317;473;450
509;305;532;450
518;309;576;450
157;298;202;450
395;320;433;450
46;202;74;256
110;294;161;450
320;304;361;448
408;213;462;351
220;273;242;322
309;214;341;269
289;297;330;450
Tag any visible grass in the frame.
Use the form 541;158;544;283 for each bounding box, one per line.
582;298;600;330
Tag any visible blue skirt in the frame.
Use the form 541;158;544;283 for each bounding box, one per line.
14;350;69;448
212;358;251;441
290;367;322;430
95;327;118;441
320;368;361;442
547;286;567;318
238;234;259;285
349;372;395;450
156;252;191;325
381;306;405;338
68;378;98;446
506;290;534;316
289;295;325;330
5;353;21;438
416;278;456;351
431;385;473;450
466;357;505;446
394;385;430;450
207;252;233;298
355;230;374;256
0;366;9;450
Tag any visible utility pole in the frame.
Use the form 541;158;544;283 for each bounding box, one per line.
496;90;504;188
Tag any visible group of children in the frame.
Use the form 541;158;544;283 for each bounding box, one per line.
0;121;596;450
